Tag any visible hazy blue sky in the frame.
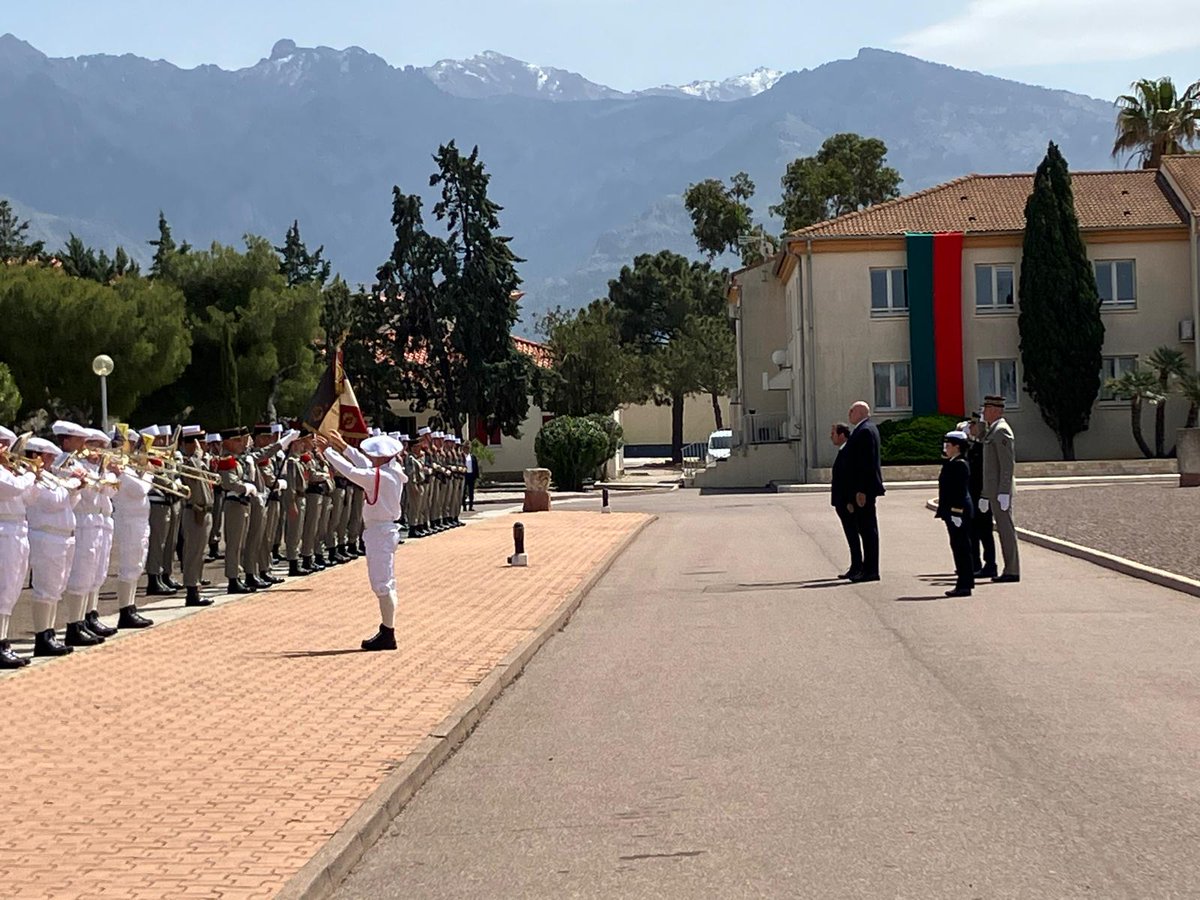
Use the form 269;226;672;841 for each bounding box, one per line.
3;0;1197;101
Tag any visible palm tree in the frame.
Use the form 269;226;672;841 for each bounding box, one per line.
1106;368;1162;458
1145;346;1189;456
1112;77;1200;168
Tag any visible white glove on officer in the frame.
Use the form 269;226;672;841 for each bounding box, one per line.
978;499;989;513
951;516;962;529
242;482;258;498
279;429;300;450
276;478;288;492
998;494;1011;512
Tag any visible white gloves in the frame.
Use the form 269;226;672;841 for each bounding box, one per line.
242;482;258;498
951;516;962;529
978;499;989;514
276;479;288;492
998;494;1011;512
279;429;300;450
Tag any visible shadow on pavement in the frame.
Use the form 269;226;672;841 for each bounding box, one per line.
895;595;958;602
247;649;366;659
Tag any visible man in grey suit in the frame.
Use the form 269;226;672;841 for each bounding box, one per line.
981;394;1020;583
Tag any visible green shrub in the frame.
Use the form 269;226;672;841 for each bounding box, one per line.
0;363;19;422
586;413;624;464
878;414;961;465
534;416;611;491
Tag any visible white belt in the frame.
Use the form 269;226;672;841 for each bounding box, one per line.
0;515;26;525
31;526;74;538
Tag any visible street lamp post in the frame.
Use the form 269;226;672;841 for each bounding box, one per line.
92;354;114;432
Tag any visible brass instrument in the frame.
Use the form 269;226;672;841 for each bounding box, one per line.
3;449;78;491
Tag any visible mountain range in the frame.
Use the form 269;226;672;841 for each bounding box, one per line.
0;34;1120;326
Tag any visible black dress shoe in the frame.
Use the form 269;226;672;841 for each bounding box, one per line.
288;560;308;577
34;629;73;657
313;553;328;569
84;610;118;638
162;575;183;591
272;548;283;563
226;579;253;595
839;569;862;580
991;574;1021;583
118;605;154;628
975;566;998;579
849;572;881;583
244;574;268;590
65;621;104;647
0;640;29;669
945;588;973;598
186;586;214;606
145;574;177;596
207;543;220;560
361;625;398;652
201;578;212;587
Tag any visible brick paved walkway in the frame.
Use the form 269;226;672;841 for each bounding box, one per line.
0;511;648;900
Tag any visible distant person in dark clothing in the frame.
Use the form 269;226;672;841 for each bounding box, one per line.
936;429;975;597
463;447;478;512
965;414;997;578
829;422;861;579
844;401;885;582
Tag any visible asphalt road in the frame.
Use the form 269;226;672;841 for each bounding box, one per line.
334;490;1200;899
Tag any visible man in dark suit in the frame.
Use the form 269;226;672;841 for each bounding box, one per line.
843;401;885;582
829;423;861;579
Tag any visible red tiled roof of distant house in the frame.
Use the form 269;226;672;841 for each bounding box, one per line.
1161;155;1200;215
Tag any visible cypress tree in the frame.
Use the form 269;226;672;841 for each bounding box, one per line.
1017;143;1105;460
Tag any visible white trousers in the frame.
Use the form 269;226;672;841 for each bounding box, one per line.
29;530;75;605
113;513;152;582
0;522;30;617
66;514;112;595
362;522;399;598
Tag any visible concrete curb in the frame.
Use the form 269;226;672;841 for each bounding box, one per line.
921;499;1200;599
276;514;658;900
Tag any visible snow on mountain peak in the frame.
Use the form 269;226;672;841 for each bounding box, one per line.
663;67;785;101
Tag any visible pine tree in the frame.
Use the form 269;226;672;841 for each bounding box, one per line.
276;220;331;287
148;211;177;278
0;199;44;262
1018;143;1105;460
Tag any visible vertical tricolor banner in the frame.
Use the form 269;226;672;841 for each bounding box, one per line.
905;232;964;416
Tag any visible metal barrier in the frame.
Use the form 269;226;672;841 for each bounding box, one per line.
743;413;788;444
681;441;711;477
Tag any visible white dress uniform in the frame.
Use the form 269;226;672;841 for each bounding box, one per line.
26;474;79;611
0;465;36;618
63;457;114;618
324;440;407;651
113;467;155;610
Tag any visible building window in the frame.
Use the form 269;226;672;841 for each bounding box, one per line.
872;362;912;411
1094;260;1137;309
977;359;1019;407
1099;355;1138;401
870;268;908;316
975;264;1015;312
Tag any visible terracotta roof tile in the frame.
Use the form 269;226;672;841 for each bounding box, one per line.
1161;155;1200;215
788;170;1187;239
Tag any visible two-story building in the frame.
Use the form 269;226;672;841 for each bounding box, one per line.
705;155;1200;488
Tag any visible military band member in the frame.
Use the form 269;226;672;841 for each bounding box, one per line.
55;421;117;647
25;436;83;656
110;429;156;629
316;430;408;652
283;435;311;576
405;428;430;539
981;395;1020;583
144;425;178;596
205;432;224;560
157;426;185;592
301;443;331;571
0;426;36;668
325;468;349;563
179;429;216;607
217;427;258;594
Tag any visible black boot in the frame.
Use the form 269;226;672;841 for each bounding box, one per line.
161;575;183;591
65;621;104;647
145;574;177;596
407;527;420;540
118;605;154;628
244;574;268;591
272;547;283;563
290;559;310;577
262;571;284;585
226;578;253;595
34;629;73;657
207;542;221;561
313;553;328;569
0;640;29;669
302;555;318;572
187;586;214;606
361;624;398;652
85;610;118;638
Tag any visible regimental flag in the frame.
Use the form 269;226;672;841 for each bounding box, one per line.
302;347;369;439
905;232;965;416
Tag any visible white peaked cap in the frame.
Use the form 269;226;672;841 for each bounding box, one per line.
26;437;59;454
142;425;161;438
361;435;402;458
0;425;16;443
432;431;444;439
83;428;110;443
181;425;204;437
387;431;401;440
399;434;410;442
945;430;969;442
205;433;221;443
417;426;431;436
271;423;283;434
51;420;88;437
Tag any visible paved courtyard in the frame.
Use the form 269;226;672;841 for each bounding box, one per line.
0;510;648;900
336;489;1200;899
